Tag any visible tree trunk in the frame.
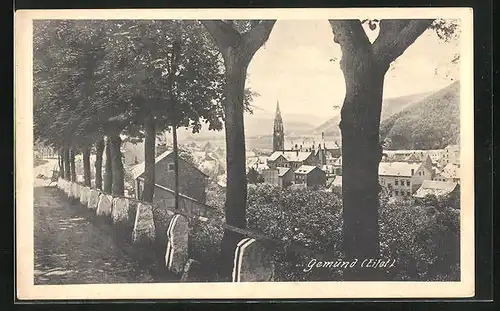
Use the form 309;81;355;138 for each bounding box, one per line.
83;147;92;187
218;58;249;281
70;149;77;182
142;113;156;203
58;148;64;178
109;134;125;196
63;147;70;181
339;51;388;281
104;138;113;193
172;125;180;210
95;138;105;190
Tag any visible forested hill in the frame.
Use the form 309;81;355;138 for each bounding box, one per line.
380;80;460;150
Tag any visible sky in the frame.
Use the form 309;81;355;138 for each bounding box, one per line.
245;20;461;118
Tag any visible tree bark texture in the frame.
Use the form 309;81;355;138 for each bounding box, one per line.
109;134;125;196
63;147;70;180
104;138;113;193
329;19;432;280
142;113;156;203
172;125;180;210
70;149;77;182
95;138;105;190
82;147;92;187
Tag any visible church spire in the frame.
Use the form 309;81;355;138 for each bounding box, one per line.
273;100;284;152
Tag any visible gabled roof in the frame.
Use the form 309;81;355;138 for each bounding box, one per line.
268;151;313;162
413;180;458;198
131;150;208;179
131;150;173;179
378;161;421;177
277;167;291;177
294;165;320;175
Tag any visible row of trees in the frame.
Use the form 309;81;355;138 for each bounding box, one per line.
34;18;457;281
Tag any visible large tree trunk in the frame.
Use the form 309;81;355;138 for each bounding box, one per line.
172;125;180;210
339;53;387;280
104;138;113;193
63;147;70;180
95;138;105;190
142;113;156;203
329;19;433;281
82;147;92;187
202;20;276;281
70;149;77;182
219;58;249;280
109;134;125;196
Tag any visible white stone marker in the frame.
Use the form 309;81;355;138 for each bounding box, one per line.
112;197;129;223
164;214;189;274
231;238;275;282
79;187;90;205
87;189;101;210
132;203;156;243
96;194;113;217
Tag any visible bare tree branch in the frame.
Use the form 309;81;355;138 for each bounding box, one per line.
241;20;276;58
329;20;372;54
201;20;241;50
373;19;434;63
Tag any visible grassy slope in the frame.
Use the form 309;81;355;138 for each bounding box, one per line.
380;81;460;150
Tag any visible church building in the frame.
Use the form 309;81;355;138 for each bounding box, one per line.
273;100;285;152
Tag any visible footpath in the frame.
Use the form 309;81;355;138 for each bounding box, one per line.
34;184;173;284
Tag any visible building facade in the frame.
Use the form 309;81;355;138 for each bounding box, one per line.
132;150;209;204
267;150;320;171
294;165;327;188
378;156;434;198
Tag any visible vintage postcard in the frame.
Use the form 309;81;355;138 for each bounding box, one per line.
15;8;474;300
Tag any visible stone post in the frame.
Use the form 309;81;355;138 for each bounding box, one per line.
112;197;129;223
96;194;113;217
87;189;101;210
132;202;156;243
231;237;275;282
164;214;189;275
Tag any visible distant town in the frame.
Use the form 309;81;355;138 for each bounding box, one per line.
35;100;461;207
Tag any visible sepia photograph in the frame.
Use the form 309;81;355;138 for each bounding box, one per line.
15;8;474;300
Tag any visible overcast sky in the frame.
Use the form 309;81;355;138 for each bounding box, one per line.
245;20;461;118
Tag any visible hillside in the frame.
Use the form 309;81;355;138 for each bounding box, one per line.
311;92;432;136
380;81;460;150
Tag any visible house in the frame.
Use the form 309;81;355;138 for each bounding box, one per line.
440;144;460;166
378;155;434;198
131;150;209;204
261;167;294;187
267;150;319;171
434;163;460;184
413;180;460;201
333;156;342;175
294;165;326;188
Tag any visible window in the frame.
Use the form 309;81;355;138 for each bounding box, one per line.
168;163;175;172
407;191;411;196
395;190;399;196
419;171;421;176
406;181;410;186
411;169;415;175
395;180;399;186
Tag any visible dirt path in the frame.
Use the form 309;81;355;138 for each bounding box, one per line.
34;186;159;284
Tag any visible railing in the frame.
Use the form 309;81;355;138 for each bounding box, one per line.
55;177;337;282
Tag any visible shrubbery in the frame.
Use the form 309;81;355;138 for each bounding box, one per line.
188;184;460;281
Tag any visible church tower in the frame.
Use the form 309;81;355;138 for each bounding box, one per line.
273;101;285;151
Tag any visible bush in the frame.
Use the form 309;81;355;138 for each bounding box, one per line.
187;183;460;282
379;200;460;281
